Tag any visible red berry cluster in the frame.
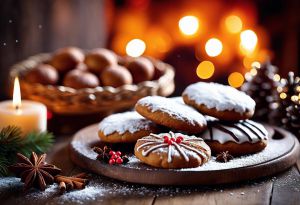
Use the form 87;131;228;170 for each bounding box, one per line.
108;150;124;165
163;135;184;145
93;146;129;165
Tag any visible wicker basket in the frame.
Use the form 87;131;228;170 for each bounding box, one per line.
10;53;175;115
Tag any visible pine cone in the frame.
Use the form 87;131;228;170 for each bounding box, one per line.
270;72;300;126
283;102;300;138
242;61;279;121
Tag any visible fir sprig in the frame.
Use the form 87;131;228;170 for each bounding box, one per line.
0;126;54;176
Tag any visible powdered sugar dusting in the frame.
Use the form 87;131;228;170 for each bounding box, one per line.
99;111;156;135
183;82;256;114
136;96;207;126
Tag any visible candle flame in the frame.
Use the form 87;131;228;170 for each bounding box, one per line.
13;77;22;109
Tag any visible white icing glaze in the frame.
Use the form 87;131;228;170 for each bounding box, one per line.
98;111;155;135
183;82;256;114
201;120;268;144
136;132;210;164
136;96;207;126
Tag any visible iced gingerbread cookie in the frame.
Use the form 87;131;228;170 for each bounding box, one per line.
98;111;159;143
182;82;256;121
134;131;211;169
135;96;207;134
201;119;268;156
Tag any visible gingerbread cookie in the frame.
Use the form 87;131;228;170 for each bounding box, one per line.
134;131;211;169
182;82;256;121
98;111;159;143
201;120;268;156
135;96;207;134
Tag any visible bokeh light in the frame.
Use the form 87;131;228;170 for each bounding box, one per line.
251;61;261;68
273;74;281;82
178;16;199;36
205;38;223;57
280;93;287;99
240;30;258;54
196;61;215;79
225;15;243;33
291;95;299;102
250;68;257;76
126;39;146;57
228;72;244;88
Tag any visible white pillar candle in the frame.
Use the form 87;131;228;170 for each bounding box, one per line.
0;100;47;135
0;77;47;136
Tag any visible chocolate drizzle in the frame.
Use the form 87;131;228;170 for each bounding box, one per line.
214;124;240;142
206;120;268;143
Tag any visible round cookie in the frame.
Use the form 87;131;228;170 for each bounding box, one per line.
98;111;159;143
63;69;99;89
135;96;207;134
84;48;117;74
134;131;211;169
100;65;133;87
201;119;268;156
25;64;58;85
182;82;256;121
127;57;155;84
50;47;84;73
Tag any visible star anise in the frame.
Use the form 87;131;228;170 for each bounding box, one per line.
9;152;61;191
216;151;234;163
93;146;111;163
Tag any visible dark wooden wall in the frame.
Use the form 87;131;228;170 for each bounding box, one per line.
0;0;108;100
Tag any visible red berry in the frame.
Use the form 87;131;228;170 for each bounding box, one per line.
116;157;123;164
109;159;115;165
109;151;115;156
177;136;184;141
164;136;169;143
176;138;183;144
111;154;118;159
116;151;122;156
168;139;173;145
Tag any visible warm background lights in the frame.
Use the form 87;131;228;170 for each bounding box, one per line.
205;38;223;57
178;16;199;36
225;15;243;33
228;72;244;88
196;61;215;79
126;39;146;57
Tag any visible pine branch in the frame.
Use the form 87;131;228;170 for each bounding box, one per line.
0;126;54;176
20;132;54;156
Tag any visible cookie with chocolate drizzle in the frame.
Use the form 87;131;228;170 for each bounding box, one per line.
134;131;211;169
201;119;268;156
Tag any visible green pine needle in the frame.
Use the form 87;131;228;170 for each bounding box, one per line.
0;126;54;176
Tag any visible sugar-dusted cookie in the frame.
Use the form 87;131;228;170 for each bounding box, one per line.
98;111;159;143
134;131;211;169
182;82;256;121
135;96;207;134
201;119;268;156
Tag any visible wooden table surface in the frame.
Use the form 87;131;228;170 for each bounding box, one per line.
1;134;300;205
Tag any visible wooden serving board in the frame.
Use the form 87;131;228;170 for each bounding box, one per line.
70;124;299;185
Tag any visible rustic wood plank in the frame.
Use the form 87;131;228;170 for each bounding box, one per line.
270;167;300;205
154;181;273;205
46;135;75;175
